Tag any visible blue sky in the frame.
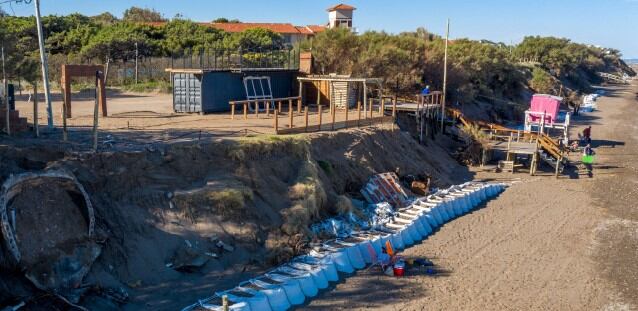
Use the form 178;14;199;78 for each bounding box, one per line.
3;0;638;58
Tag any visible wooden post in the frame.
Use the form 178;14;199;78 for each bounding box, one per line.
345;102;349;128
274;109;279;134
265;100;270;116
392;98;397;118
379;97;384;114
33;81;39;138
299;81;303;106
98;72;107;117
243;103;247;120
357;101;361;127
92;75;99;152
278;101;282;113
331;102;336;131
316;83;321;110
222;295;229;311
318;104;323;131
369;98;373;119
255;101;259;118
62;87;68;141
304;106;308;133
230;102;235;120
554;154;562;178
297;97;302;114
289;101;294;128
363;82;368;117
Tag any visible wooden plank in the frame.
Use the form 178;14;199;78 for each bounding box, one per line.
230;102;235;119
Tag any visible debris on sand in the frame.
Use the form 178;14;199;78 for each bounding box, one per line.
0;170;101;302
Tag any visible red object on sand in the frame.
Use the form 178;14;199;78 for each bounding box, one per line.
393;261;405;277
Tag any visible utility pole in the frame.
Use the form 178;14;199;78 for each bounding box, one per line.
34;0;53;129
134;42;138;84
2;44;9;135
441;18;450;132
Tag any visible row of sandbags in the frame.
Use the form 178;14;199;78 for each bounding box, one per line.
182;182;506;311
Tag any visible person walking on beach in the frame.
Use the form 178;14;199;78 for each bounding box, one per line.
583;126;592;144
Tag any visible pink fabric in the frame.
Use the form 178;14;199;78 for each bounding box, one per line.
529;95;560;124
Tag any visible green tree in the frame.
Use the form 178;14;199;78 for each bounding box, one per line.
159;19;225;55
81;23;156;62
212;18;241;23
122;7;165;23
530;67;556;94
91;12;119;25
223;28;284;51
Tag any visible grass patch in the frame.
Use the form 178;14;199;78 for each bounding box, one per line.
176;187;254;221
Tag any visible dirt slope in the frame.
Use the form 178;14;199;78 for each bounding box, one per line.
0;128;468;310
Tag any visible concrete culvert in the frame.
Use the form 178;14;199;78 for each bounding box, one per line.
0;170;100;294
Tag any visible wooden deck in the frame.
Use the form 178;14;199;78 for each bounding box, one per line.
488;141;537;155
385;103;441;113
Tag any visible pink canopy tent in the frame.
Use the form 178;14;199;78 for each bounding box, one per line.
528;94;562;125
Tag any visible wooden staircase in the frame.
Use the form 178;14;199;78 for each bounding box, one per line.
448;107;566;170
0;107;29;133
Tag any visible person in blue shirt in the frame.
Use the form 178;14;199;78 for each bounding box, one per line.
421;85;430;95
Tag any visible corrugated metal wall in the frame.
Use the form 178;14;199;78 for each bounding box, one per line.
173;70;297;113
173;73;203;113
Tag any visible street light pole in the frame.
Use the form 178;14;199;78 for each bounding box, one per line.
441;18;450;133
34;0;53;129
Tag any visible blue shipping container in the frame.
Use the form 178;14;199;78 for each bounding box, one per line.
173;70;297;113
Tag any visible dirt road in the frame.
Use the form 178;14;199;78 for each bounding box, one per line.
303;81;638;310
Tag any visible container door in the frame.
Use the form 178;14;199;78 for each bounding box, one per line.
173;74;187;112
188;74;202;113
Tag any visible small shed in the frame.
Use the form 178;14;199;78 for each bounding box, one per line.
297;75;383;112
168;69;297;113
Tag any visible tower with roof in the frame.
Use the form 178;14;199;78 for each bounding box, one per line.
327;4;356;29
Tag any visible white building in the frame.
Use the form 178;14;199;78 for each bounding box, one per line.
328;4;356;29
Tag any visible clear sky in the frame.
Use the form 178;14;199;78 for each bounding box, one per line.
3;0;638;58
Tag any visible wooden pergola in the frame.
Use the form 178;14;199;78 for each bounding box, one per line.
61;64;107;118
297;76;383;113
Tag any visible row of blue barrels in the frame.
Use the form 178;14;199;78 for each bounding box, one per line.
182;182;507;311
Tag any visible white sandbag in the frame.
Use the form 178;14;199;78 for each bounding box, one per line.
272;266;318;298
319;245;353;274
332;240;366;270
302;252;339;283
289;262;329;290
240;280;290;311
262;273;305;306
220;287;272;311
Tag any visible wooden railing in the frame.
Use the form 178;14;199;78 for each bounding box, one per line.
229;97;398;135
229;96;302;120
275;99;397;135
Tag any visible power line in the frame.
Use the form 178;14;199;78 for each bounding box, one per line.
0;0;32;5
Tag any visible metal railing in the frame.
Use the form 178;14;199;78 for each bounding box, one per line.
169;47;300;71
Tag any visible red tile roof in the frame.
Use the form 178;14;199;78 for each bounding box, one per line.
295;26;314;35
327;4;356;11
306;25;328;33
209;23;301;34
